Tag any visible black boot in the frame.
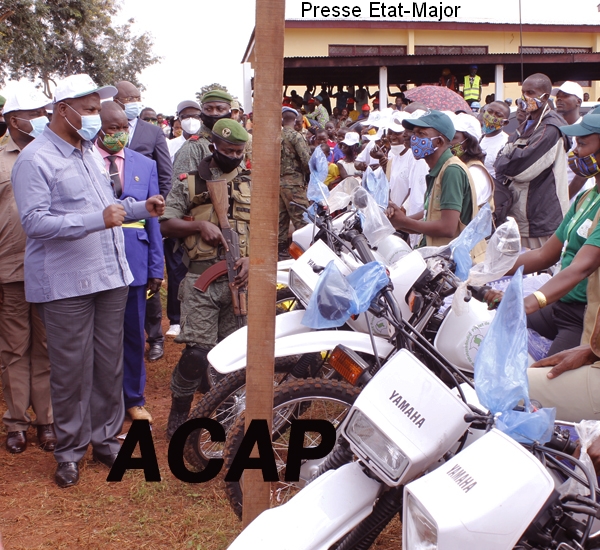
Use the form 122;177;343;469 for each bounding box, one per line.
166;395;194;440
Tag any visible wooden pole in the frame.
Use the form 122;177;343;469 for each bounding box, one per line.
242;0;285;528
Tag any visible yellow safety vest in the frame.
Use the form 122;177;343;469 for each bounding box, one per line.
463;75;481;101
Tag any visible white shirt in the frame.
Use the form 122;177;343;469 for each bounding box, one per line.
469;163;493;206
480;131;508;179
168;135;186;163
388;148;412;206
128;117;139;144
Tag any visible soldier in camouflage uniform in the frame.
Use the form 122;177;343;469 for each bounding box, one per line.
279;106;311;258
160;119;251;438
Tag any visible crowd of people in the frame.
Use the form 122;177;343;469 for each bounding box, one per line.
3;67;600;491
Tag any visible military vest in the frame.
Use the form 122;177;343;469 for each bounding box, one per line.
182;158;251;262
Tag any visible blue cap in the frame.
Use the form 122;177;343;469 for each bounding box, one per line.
561;113;600;136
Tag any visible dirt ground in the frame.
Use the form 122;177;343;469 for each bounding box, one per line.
0;293;401;549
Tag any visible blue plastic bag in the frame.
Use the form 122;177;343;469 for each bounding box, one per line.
306;147;330;205
302;261;389;329
474;267;556;444
450;203;492;280
346;261;389;313
364;166;389;208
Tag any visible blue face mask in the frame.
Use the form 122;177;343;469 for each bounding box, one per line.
123;101;143;121
65;103;102;141
411;134;440;160
16;115;49;138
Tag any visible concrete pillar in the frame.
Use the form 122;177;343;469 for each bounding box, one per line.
379;66;388;109
242;62;254;113
494;64;504;101
407;30;415;55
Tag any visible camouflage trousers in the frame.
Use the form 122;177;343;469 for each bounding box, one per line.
279;179;309;245
175;272;237;347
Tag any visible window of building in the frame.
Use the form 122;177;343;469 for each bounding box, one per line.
414;46;488;55
519;46;592;54
329;44;407;57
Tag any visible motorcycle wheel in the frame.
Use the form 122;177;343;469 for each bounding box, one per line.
275;286;302;315
222;377;361;519
184;354;327;471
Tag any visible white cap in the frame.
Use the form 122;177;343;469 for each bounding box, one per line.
449;112;482;141
53;74;117;103
341;131;360;146
388;111;410;132
551;81;584;101
177;100;201;115
2;85;52;115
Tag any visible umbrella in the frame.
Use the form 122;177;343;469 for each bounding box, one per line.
404;85;471;113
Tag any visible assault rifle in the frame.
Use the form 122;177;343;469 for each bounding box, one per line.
194;179;247;328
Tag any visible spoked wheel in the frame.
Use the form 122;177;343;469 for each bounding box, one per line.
222;378;361;519
183;354;329;470
275;286;303;315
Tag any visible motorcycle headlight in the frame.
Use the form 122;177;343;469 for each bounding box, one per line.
345;410;409;481
405;493;438;550
289;270;312;306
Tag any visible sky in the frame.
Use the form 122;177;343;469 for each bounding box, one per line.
2;0;600;114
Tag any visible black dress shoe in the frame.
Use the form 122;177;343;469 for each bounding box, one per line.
37;424;57;452
55;462;79;488
92;450;119;468
148;343;164;362
6;431;27;453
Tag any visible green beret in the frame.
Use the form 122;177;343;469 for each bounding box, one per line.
0;95;5;108
202;89;233;105
212;119;249;144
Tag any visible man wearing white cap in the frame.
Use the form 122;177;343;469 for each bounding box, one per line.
11;74;165;488
0;85;56;455
553;81;593;202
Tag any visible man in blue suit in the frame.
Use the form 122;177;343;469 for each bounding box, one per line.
114;81;173;363
95;102;164;424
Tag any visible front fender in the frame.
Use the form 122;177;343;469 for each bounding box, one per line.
208;310;310;373
228;462;382;550
212;328;395;374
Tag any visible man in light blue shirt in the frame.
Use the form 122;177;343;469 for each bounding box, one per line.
11;74;165;488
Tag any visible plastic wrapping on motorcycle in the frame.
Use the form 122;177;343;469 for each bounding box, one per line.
449;203;493;281
326;176;360;212
352;187;395;246
467;216;520;286
403;429;554;550
474;267;555;444
306;146;330;205
363;165;389;208
302;260;389;329
227;462;382;550
559;420;600;497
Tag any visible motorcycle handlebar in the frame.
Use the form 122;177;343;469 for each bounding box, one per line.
340;230;376;265
467;284;492;304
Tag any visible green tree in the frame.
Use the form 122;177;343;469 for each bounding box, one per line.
196;83;229;103
0;0;160;97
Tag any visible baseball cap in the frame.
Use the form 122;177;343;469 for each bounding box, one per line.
551;81;584;101
402;110;455;141
560;113;600;136
388;111;410;132
231;99;241;111
53;74;117;103
341;132;360;146
177;100;201;115
3;86;52;114
362;104;371;111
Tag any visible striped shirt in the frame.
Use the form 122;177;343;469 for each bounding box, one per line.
11;126;149;303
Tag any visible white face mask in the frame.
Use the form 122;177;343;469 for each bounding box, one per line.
390;144;404;154
181;117;201;135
